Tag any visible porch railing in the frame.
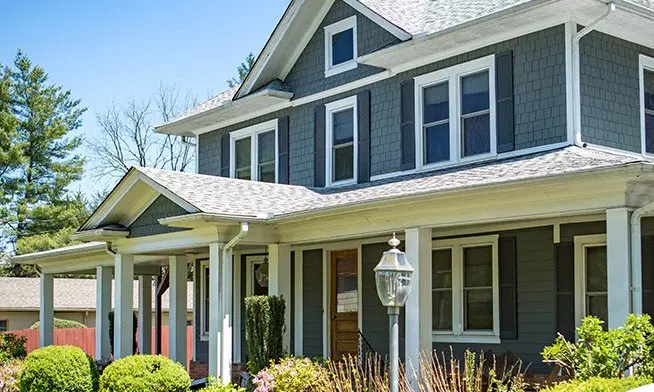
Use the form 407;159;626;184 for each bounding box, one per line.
357;329;378;361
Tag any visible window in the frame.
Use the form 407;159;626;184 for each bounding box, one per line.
324;16;357;77
199;261;210;337
432;235;500;343
0;320;7;332
641;55;654;155
325;96;358;186
415;55;496;169
230;120;278;183
574;235;608;326
246;255;269;297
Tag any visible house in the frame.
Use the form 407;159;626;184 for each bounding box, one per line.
0;277;193;331
11;0;654;383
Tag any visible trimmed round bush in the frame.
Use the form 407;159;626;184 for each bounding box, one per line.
19;345;97;392
99;355;190;392
30;318;87;329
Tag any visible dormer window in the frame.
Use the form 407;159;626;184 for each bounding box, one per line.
324;16;357;77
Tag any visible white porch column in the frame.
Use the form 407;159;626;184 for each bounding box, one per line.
39;273;54;347
268;244;292;352
114;253;134;359
95;266;112;359
138;275;152;354
404;228;432;385
169;255;188;366
221;248;234;383
607;208;632;329
209;243;223;378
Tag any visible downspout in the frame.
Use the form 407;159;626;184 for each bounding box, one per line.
631;202;654;314
572;2;616;146
104;242;116;256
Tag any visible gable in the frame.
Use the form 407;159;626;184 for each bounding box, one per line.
284;0;401;99
129;195;189;238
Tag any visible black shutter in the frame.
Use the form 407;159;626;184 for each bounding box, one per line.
555;243;575;340
496;50;515;153
314;105;326;187
220;132;230;178
357;90;371;184
642;236;654;317
499;236;518;340
400;80;416;171
278;116;290;184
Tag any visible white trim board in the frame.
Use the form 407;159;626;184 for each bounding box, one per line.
324;16;358;78
325;95;359;187
640;54;654;156
573;234;607;328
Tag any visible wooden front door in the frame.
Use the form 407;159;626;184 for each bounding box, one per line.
330;249;359;360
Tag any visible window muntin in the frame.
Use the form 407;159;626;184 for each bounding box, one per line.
432;235;499;343
230;120;278;183
324;16;357;77
415;55;496;170
325;96;358;186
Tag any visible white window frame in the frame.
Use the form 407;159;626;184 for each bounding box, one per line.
229;119;279;182
640;54;654;156
324;16;358;77
573;234;607;327
199;260;209;340
414;55;497;171
431;234;500;344
245;255;269;297
325;95;358;187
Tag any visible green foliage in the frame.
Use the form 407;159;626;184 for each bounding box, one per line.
0;360;22;392
541;377;651;392
253;357;330;392
245;295;286;375
30;318;87;330
19;345;98;392
542;314;654;380
0;334;26;365
198;378;244;392
98;355;190;392
227;53;255;88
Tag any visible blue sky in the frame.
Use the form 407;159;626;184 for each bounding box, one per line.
0;0;289;196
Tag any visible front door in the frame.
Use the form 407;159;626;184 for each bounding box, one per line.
330;249;359;360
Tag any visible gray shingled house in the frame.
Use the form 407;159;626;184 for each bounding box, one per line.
11;0;654;383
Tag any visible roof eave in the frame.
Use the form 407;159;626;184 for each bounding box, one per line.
10;242;109;265
70;229;130;242
159;212;270;229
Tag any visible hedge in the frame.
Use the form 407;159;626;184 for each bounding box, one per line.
19;345;98;392
542;377;652;392
30;318;87;329
99;355;190;392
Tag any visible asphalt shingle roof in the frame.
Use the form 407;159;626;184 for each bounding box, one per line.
0;277;193;311
137;146;647;220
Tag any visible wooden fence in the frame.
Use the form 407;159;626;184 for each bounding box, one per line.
5;326;194;369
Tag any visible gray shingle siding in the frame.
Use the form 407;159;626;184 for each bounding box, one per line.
285;0;400;99
128;195;188;238
580;31;654;153
198;25;566;183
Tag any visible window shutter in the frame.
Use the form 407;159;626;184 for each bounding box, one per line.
400;80;416;171
357;90;371;184
555;242;575;340
642;236;654;317
495;50;515;153
220;132;230;178
314;105;326;187
499;236;518;340
278;116;290;184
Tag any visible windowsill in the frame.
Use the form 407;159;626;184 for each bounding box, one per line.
432;333;501;344
327;178;357;188
199;334;209;342
325;60;357;78
417;152;497;173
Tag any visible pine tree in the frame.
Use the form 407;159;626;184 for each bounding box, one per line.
227;52;255;88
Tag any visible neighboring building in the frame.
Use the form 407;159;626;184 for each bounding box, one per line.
11;0;654;383
0;277;192;331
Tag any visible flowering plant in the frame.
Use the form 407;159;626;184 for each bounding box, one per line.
0;360;22;392
253;357;330;392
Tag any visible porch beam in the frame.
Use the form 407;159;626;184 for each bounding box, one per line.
95;266;112;359
209;243;223;378
114;253;134;359
268;244;292;352
169;255;188;366
404;228;432;385
39;273;54;347
606;208;632;328
138;275;152;355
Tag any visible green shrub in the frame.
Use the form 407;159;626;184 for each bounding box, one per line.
0;334;26;364
19;345;98;392
30;318;87;329
252;357;330;392
244;295;286;375
542;314;654;379
0;360;22;392
198;378;244;392
541;377;651;392
98;355;190;392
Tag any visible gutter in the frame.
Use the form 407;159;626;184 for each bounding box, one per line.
631;202;654;314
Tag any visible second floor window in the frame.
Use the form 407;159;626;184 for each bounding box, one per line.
642;55;654;155
415;55;496;170
230;119;278;183
324;16;357;77
325;96;358;186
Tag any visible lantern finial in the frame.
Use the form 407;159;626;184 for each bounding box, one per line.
388;232;400;248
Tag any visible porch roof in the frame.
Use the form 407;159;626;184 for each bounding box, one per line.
132;146;646;222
